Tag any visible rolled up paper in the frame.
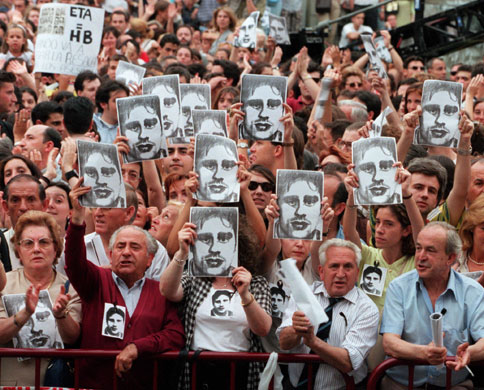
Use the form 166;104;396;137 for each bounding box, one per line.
430;312;444;369
280;258;328;332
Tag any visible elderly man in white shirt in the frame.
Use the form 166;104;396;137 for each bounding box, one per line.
277;238;379;390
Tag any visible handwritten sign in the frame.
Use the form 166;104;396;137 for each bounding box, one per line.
34;4;104;75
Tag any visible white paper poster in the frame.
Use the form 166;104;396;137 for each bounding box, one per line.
34;4;104;75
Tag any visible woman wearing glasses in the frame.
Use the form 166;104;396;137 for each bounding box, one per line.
0;211;81;386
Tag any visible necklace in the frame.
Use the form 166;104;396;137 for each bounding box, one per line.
468;254;484;266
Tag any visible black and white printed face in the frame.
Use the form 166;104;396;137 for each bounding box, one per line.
198;143;238;201
83;152;123;207
271;292;286;317
125;103;162;160
199;118;225;136
362;272;381;294
270;18;288;44
106;313;124;336
212;293;231;316
181;91;210;137
244;84;284;140
151;83;180;138
374;37;391;63
279;179;321;239
355;144;397;204
17;302;57;348
118;69;140;87
194;216;236;276
421;89;460;146
239;15;257;46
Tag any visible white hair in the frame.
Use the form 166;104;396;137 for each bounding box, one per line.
109;225;158;255
318;238;361;267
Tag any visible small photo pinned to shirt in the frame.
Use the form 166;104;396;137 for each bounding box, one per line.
102;303;126;340
360;263;387;297
210;290;234;317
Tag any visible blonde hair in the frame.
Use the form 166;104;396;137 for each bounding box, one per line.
130;18;153;40
12;211;64;265
459;194;484;253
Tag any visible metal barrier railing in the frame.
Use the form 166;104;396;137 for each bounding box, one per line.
0;348;356;390
367;356;484;390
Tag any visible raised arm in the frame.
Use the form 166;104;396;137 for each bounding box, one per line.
444;112;474;226
52;284;81;344
397;107;421;163
282;104;297;170
342;166;363;249
160;222;196;302
238;164;266;247
142;160;166;212
261;195;282;273
165;172;198;257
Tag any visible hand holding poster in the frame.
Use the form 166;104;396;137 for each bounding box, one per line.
34;4;104;75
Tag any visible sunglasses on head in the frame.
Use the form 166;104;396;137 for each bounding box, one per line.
248;181;275;192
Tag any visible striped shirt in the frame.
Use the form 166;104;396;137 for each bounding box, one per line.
277;282;379;390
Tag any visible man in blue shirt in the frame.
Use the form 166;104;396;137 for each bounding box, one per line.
381;222;484;389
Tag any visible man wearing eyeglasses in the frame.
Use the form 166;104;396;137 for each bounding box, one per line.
2;175;48;270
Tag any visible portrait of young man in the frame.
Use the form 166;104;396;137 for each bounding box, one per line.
194;135;240;203
77;140;126;208
193;109;228;137
268;14;290;45
414;80;463;148
188;207;238;277
274;170;323;240
352;137;401;205
240;74;287;142
117;95;167;162
115;61;146;89
179;84;211;138
142;74;181;139
234;11;259;48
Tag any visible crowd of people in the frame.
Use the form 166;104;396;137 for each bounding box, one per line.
0;0;483;389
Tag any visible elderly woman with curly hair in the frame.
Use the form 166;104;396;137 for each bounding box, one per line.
0;211;81;386
457;194;484;287
160;212;271;390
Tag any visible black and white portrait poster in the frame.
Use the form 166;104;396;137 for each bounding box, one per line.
374;36;392;63
210;290;234;317
194;134;240;202
361;33;387;79
234;11;259;48
102;303;126;339
2;290;64;350
270;280;290;319
239;74;287;142
34;4;105;75
268;13;290;45
142;75;181;139
193;110;228;137
115;60;146;88
116;95;168;162
189;207;239;277
414;80;462;148
274;170;324;241
77;140;127;208
352;137;402;205
370;106;393;138
180;84;211;138
314;78;333;122
360;264;387;297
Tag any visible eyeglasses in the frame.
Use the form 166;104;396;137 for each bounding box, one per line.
248;181;275;192
347;82;362;88
450;71;458;76
18;237;54;250
338;140;353;149
410;66;425;71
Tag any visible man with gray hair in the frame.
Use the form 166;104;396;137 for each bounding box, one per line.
381;222;484;389
82;183;170;281
278;238;379;390
64;180;185;389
